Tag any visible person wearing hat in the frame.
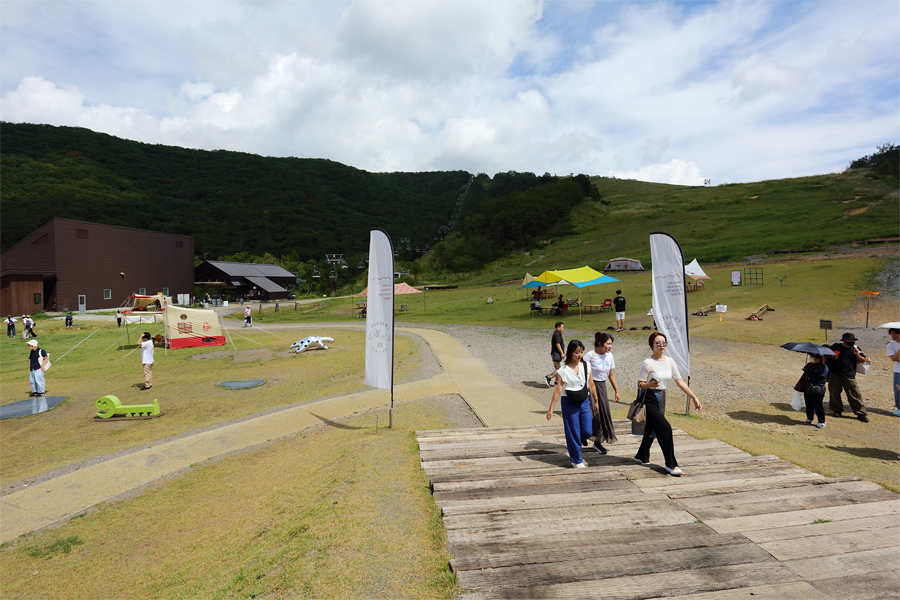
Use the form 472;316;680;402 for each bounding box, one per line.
27;339;49;397
826;333;869;422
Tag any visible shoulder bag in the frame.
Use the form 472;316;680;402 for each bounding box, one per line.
566;362;590;402
627;388;647;423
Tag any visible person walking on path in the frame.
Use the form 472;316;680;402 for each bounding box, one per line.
244;305;253;327
26;339;48;397
613;290;626;331
584;332;620;454
139;331;154;390
5;315;17;338
801;355;829;428
544;322;565;387
546;340;599;468
887;328;900;417
116;311;123;327
827;333;869;422
635;332;702;477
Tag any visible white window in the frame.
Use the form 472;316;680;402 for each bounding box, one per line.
139;288;146;295
103;289;112;300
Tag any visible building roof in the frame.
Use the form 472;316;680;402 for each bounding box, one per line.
205;261;294;279
245;276;287;293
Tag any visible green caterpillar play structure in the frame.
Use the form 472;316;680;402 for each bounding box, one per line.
95;395;160;419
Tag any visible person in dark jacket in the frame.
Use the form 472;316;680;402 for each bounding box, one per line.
826;333;868;422
802;355;829;427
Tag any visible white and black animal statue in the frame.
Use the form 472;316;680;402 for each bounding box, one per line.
290;336;334;353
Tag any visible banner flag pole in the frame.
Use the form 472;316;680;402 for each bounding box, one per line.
364;229;396;428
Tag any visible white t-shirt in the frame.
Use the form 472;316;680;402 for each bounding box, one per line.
584;350;615;382
557;361;592;392
638;356;681;390
888;341;900;374
140;339;155;365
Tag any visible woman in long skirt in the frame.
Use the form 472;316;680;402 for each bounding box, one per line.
584;332;620;454
635;332;701;476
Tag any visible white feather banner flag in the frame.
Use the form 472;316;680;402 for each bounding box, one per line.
364;229;394;391
650;232;690;379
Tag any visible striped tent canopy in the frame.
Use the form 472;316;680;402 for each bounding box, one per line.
519;266;619;289
356;282;423;297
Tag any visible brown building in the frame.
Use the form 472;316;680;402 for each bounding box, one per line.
194;261;295;301
1;218;194;315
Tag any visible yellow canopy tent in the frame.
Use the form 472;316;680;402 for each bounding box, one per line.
519;266;620;317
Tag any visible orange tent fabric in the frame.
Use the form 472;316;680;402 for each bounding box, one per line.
356;283;423;297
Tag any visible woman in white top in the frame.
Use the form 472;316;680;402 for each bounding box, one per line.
584;332;620;454
635;332;701;476
546;340;599;468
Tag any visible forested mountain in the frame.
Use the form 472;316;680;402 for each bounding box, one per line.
0;123;471;259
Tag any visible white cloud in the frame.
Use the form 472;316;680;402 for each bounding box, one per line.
1;0;897;184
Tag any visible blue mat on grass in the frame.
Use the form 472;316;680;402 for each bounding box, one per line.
1;396;68;419
216;380;266;390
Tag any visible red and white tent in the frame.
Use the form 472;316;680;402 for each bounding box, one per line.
356;282;423;296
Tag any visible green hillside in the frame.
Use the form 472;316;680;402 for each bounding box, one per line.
0;123;471;259
2;122;896;290
460;171;898;284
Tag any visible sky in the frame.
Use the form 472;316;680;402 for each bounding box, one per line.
1;0;898;185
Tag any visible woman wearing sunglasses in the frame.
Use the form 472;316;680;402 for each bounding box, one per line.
635;332;701;476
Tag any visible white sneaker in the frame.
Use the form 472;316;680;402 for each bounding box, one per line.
634;457;649;465
665;466;683;476
572;461;586;468
816;422;826;428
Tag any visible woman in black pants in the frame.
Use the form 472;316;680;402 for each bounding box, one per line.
802;355;829;427
635;332;702;476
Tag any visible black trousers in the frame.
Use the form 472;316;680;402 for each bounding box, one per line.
634;395;677;469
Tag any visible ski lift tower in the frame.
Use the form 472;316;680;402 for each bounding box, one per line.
325;254;345;296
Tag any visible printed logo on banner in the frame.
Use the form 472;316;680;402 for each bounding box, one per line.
367;321;391;352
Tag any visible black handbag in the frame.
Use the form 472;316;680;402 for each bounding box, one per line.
627;388;647;423
566;362;590;402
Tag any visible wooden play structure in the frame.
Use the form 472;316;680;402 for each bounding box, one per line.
95;395;161;420
746;303;775;320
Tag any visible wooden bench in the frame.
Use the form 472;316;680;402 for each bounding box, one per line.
693;302;718;316
746;303;775;320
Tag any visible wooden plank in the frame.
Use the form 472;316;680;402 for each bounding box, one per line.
631;465;812;488
445;508;697;544
447;522;714;557
456;562;801;600
703;499;900;534
434;478;637;503
680;488;898;521
432;467;626;492
648;581;830;600
744;513;900;544
784;547;899;581
662;474;838;499
809;570;900;600
672;479;882;509
456;543;774;591
451;530;750;572
440;488;668;517
442;499;680;531
758;526;900;561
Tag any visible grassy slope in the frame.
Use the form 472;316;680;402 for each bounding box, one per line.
455;169;897;285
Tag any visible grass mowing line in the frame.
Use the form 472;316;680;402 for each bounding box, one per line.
0;400;459;600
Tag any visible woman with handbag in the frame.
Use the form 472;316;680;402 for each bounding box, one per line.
546;340;600;468
584;332;620;454
635;332;701;476
802;355;829;427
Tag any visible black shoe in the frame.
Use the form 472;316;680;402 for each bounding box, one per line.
833;412;843;418
544;376;553;387
140;385;152;391
857;414;869;423
593;443;607;455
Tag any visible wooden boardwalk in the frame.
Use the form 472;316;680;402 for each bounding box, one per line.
417;420;900;600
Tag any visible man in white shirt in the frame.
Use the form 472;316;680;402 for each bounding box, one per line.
140;331;154;390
